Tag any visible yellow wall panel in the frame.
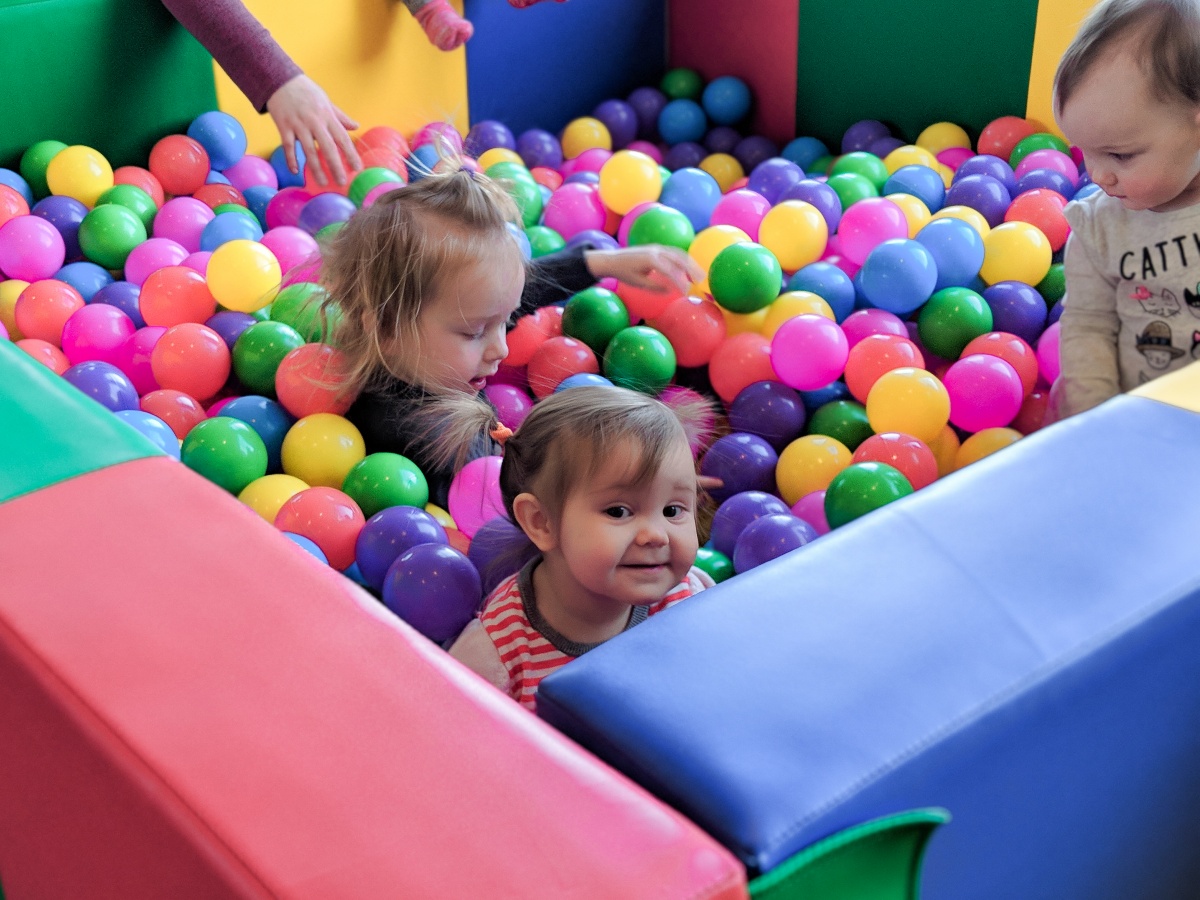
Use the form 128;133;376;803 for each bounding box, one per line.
214;0;469;157
1026;0;1096;136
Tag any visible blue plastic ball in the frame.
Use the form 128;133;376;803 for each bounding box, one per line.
189;111;248;171
660;167;722;232
269;144;307;189
56;261;113;302
406;144;441;182
205;170;232;185
658;99;708;145
858;239;939;315
219;395;295;473
782;136;829;171
701;76;752;125
114;409;181;459
0;167;33;205
243;185;276;230
884;165;946;212
283;532;329;565
799;380;850;413
787;262;856;323
199;210;263;251
555;372;614;392
915;217;985;291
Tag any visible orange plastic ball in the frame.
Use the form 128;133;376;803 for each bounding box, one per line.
14;279;84;345
708;331;777;403
139;266;216;327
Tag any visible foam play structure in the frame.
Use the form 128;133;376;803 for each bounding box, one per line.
5;0;1200;897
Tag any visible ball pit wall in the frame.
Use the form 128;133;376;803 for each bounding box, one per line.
538;390;1200;898
0;345;746;899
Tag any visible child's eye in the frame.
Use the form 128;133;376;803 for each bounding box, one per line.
604;506;631;519
1110;151;1135;162
663;504;687;518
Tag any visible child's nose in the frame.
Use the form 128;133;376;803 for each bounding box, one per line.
484;328;508;362
636;519;668;546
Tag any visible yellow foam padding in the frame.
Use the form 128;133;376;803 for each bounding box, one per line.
1026;0;1097;138
1131;360;1200;413
214;0;469;157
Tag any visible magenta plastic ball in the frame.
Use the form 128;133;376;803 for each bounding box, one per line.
60;303;137;366
837;197;909;265
152;197;214;253
223;155;278;192
709;189;771;241
0;215;66;281
699;432;779;502
182;251;211;274
840;308;908;348
1037;321;1061;383
572;147;613;174
412;122;463;153
1014;149;1078;186
732;513;817;573
627;140;663;164
944;354;1024;432
354;505;448;591
382;543;481;644
265;187;313;230
113;326;166;395
123;238;188;286
709;490;791;557
791;490;830;535
770;314;849;391
259;225;319;275
447;455;506;538
542;183;607;240
483;382;534;430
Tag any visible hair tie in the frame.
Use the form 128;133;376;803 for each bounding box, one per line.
490;422;513;447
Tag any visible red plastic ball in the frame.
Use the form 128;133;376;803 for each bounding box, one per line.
192;183;247;210
14;279;84;346
616;281;680;321
1004;189;1069;252
149;135;211;197
275;343;353;417
274;486;365;571
0;185;30;227
648;295;726;367
844;334;926;403
505;310;554;367
708;332;777;403
852;432;939;491
977;116;1037;161
140;388;206;439
356;125;410;158
961;331;1039;396
527;335;599;398
16;337;69;374
150;322;231;401
139;265;217;327
1012;387;1051;434
113;166;165;207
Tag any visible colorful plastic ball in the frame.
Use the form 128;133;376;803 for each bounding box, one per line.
733;136;780;173
481;383;533;432
943;354;1024;433
824;461;912;529
542;183;606;240
647;294;725;367
979;222;1053;287
59;302;135;366
962;331;1038;396
733;513;816;573
75;205;145;270
789;489;829;535
700;432;779;501
231;320;305;394
187;111;247;172
865;367;950;444
0;186;30;229
62;360;139;411
701;76;751;125
382;542;482;641
775;434;852;504
280;533;327;564
852;432;937;490
689;546;731;584
54;262;110;303
217;394;293;473
30;195;87;261
842;119;891;154
806;399;872;451
280;413;365;488
561;116;612;159
198;210;261;251
980;281;1047;346
597;150;662;216
110;325;162;394
699;153;745;193
840;308;907;350
747;159;804;205
341;451;430;520
515;128;563;169
768;313;847;391
709;490;791;557
779;136;827;172
955;427;1022;469
755;200;827;272
139;388;206;438
588;99;638;149
626;205;694;252
522;335;596;397
269;144;307;189
657;99;707;146
843;333;925;403
203;311;254;351
837;197;907;265
710;188;771;240
0;214;65;281
92;184;157;236
152;197;214;253
130;265;210;328
709;242;783;313
728;381;806;451
14;279;84;345
0;168;32;203
602;325;677;394
914;216;985;291
786;262;855;323
1009;133;1070;170
179;416;267;494
353;504;448;590
917;287;994;359
223;155;278;193
944;175;1011;228
293;192;354;235
114;409;181;459
856;238;938;315
978;117;1037;161
150;322;230;401
1012;388;1051;435
1037;263;1066;306
688;223;750;291
659;167;722;232
20;140;68;199
1036;321;1061;384
447;454;505;539
826;173;879;213
273;486;364;571
206;239;281;314
45;145;113;207
121;238;186;287
1004;188;1069;251
274;343;352;418
149;134;210;196
15;338;66;372
709;331;777;403
561;285;630;354
112;165;166;208
883;164;946;212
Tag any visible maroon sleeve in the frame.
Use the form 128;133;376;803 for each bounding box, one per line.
161;0;303;112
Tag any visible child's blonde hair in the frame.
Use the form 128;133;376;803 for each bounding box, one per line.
1055;0;1200;112
319;164;523;396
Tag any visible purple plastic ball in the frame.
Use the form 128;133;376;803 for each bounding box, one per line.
205;310;258;350
297;193;357;236
699;432;779;502
732;513;817;573
467;516;539;596
705;126;742;154
728;381;807;452
953;155;1018;197
565;229;619;251
664;141;706;171
382;543;482;643
592;99;639;149
356;506;449;591
733;136;779;173
91;281;144;329
516;128;564;170
62;360;138;411
627;86;669;140
944;175;1012;228
465;120;516;157
564;170;600;186
1015;169;1076;200
747;158;805;205
709;490;791;558
868;136;906;158
1048;298;1064;326
982;281;1049;346
842;119;891;154
778;179;842;232
31;195;88;262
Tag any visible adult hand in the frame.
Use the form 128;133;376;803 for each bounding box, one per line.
584;245;704;295
266;74;363;186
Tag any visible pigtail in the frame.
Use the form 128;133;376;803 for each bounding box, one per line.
409;392;504;476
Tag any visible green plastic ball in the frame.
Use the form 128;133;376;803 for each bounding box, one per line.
349;166;405;207
270;282;340;343
526;224;566;258
180;417;268;495
213;202;259;221
917;287;994;359
807;400;874;451
232;320;306;395
1009;133;1071;169
316;221;345;241
342;452;430;518
826;172;879;210
562;286;631;355
484;161;534;184
602;325;677;394
94;184;157;232
824;461;913;529
78;204;147;270
708;241;783;313
693;546;734;584
506;175;544;229
660;67;704;101
1037;263;1065;305
830;152;889;192
627;205;695;251
20;139;68;199
808;154;835;177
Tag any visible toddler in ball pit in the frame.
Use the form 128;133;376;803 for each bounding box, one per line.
1052;0;1200;418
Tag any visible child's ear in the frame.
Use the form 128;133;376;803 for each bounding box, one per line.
511;492;556;552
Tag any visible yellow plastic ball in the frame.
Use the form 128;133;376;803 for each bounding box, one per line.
238;473;311;523
937;164;955;188
761;291;835;337
916;122;972;155
882;193;932;238
757;200;829;271
206;239;282;313
927;424;961;478
776;434;853;505
561;117;612;159
425;503;457;529
281;413;366;488
955;427;1022;469
45;145;114;207
689;225;749;293
979;221;1052;286
0;279;30;340
883;145;939;175
699;153;745;192
931;205;991;239
719;305;769;337
865;367;951;445
598;150;663;215
477;147;523;170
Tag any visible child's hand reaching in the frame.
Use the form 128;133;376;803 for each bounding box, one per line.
584;245;704;295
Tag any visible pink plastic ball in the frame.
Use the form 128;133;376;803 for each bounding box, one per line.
936;147;973;171
447;455;506;538
572;147;613;174
182;251;211;274
1037;321;1061;384
123;237;188;286
412;122;464;154
841;308;908;348
59;303;137;366
152;197;214;253
113;325;166;395
1015;149;1079;186
709;189;771;241
265;187;313;230
790;490;830;536
482;382;534;430
362;181;402;207
542;183;607;240
944;354;1024;433
222;155;278;192
770;314;849;390
0;215;66;282
627;140;664;164
260;225;319;276
837;198;909;266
